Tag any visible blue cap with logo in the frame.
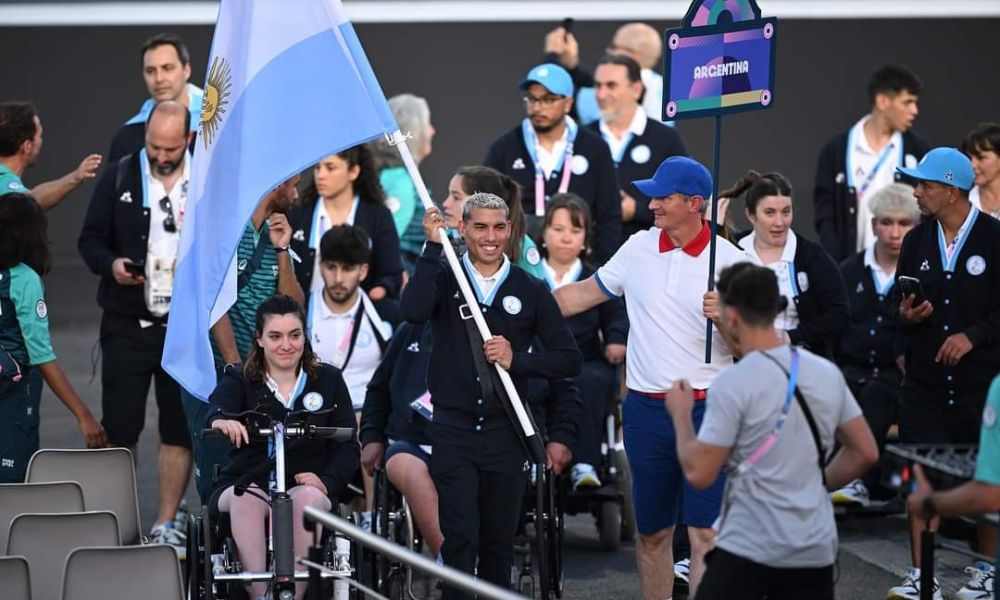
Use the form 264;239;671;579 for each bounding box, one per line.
896;147;975;191
632;156;713;199
519;63;574;98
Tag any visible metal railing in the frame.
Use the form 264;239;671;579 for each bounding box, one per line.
304;506;525;600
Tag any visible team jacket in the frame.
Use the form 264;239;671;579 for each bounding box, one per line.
400;242;582;431
837;251;906;370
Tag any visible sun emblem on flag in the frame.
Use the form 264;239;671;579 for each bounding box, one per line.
200;56;232;148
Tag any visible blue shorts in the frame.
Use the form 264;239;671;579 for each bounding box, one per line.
385;439;431;469
622;390;725;534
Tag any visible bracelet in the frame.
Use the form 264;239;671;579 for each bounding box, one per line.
275;246;289;253
922;494;936;519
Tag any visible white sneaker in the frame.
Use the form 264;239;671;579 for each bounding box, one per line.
571;463;602;490
954;561;995;599
674;557;690;584
887;567;943;600
172;500;190;530
831;479;870;507
150;523;187;561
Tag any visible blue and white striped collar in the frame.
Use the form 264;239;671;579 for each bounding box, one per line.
541;258;583;290
461;252;511;306
937;206;980;272
125;84;204;131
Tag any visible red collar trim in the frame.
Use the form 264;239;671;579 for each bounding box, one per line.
659;220;711;256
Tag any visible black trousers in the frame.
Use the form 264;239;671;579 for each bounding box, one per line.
571;359;616;467
431;422;528;599
697;548;835;600
100;312;189;448
843;365;903;490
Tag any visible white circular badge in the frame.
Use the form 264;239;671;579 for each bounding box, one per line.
967;255;986;276
357;330;373;349
985;405;997;429
35;299;48;319
502;295;523;315
796;271;810;293
525;246;541;266
302;392;324;412
571;155;589;176
630;144;652;165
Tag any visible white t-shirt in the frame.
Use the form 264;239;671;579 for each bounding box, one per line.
738;231;800;331
145;154;190;317
309;196;360;293
698;346;862;567
595;223;746;390
309;290;388;410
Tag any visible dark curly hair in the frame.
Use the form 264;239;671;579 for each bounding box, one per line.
302;143;385;206
243;294;320;383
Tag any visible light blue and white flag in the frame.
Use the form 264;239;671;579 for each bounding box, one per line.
163;0;397;400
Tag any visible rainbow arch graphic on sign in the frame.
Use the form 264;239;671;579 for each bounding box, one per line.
683;0;762;27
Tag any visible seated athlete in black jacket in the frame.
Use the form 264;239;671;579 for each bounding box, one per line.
207;294;358;600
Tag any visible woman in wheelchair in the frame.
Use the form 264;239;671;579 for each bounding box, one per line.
359;321;444;558
207;294;359;600
540;194;628;491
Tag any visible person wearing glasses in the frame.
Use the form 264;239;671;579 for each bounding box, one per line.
484;63;621;266
78;99;194;557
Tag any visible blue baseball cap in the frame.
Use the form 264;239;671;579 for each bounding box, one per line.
897;147;975;191
518;63;574;98
633;156;713;199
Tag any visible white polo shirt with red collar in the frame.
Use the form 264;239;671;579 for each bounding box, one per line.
595;221;746;391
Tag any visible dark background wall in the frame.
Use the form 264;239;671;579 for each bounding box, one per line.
1;18;997;324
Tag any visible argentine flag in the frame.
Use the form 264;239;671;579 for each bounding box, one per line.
163;0;398;400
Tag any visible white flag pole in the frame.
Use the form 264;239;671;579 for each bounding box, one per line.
388;130;546;464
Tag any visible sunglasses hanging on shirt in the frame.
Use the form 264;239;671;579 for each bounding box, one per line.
159;196;177;232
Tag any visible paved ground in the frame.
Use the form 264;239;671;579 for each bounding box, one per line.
36;283;983;599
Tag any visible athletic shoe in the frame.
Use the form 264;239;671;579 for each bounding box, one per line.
887;567;942;600
172;500;190;530
571;463;602;490
832;479;871;507
674;558;690;585
150;523;187;561
954;561;995;599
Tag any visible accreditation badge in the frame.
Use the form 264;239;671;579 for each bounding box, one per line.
146;253;176;318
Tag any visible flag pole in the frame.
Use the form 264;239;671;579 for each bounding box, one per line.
388;130;547;465
704;113;723;363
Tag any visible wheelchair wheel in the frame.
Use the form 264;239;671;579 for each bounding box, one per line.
616;449;636;542
370;470;391;591
186;511;205;600
547;476;564;598
598;501;622;551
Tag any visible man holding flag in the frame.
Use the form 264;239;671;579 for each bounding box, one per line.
162;0;401;500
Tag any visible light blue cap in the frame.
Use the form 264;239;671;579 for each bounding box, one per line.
518;63;574;98
897;147;975;191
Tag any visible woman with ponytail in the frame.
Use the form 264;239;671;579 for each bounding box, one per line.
730;171;850;357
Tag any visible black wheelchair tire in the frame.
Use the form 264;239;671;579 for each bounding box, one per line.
616;449;636;541
598;501;623;551
548;477;565;598
535;465;551;600
186;512;203;600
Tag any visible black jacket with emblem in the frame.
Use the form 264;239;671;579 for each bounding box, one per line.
400;242;582;441
586;117;687;242
359;322;433;448
896;211;1000;392
206;363;359;500
813;129;930;262
483;124;621;265
78;150;165;321
837;250;906;371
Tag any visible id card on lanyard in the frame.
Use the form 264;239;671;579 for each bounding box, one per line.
522;117;578;217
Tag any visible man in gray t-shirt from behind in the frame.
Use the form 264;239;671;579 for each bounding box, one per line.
665;262;878;600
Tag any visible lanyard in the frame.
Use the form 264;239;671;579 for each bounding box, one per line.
309;297;366;370
736;347;799;475
846;125;901;198
522;117;578;217
937;207;979;272
309;196;360;249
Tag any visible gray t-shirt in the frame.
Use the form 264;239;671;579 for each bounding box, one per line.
698;345;862;568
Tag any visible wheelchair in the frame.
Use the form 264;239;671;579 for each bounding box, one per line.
514;462;564;600
559;393;635;551
185;409;363;600
368;467;428;600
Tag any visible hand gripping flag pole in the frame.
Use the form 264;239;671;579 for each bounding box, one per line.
387;131;547;465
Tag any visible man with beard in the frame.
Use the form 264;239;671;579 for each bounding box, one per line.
0;100;102;211
587;54;687;243
78;100;193;556
308;224;391;531
484;63;621;265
